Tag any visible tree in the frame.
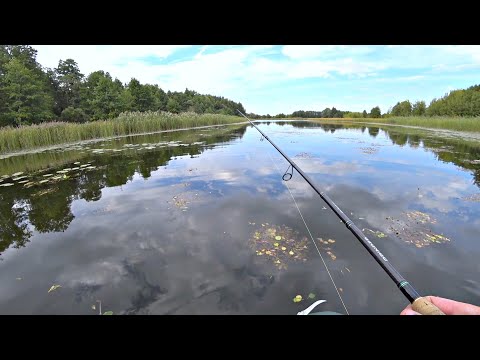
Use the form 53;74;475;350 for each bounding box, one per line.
370;106;381;118
362;110;367;118
412;101;426;116
2;58;55;126
391;100;412;116
53;59;84;113
167;98;180;113
60;107;89;123
344;112;363;118
84;72;125;120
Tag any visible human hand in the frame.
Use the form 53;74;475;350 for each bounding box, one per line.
401;296;480;315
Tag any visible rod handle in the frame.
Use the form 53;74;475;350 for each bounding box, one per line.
412;297;445;315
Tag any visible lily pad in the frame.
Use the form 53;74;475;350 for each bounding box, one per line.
384;212;450;248
248;223;309;270
48;284;61;293
293;295;303;303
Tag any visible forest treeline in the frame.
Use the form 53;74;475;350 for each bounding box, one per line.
0;45;246;127
247;88;480;119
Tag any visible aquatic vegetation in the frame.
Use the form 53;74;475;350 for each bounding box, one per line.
248;223;309;270
313;116;480;132
293;295;303;303
385;211;450;248
363;211;450;248
48;284;61;293
294;152;314;159
359;147;379;155
316;238;338;260
0;112;243;154
363;229;387;238
462;194;480;202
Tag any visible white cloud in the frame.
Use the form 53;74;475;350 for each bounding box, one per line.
443;45;480;62
282;45;345;59
281;45;374;59
31;45;480;115
35;45;192;75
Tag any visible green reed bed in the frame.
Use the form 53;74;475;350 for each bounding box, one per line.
331;116;480;132
0;112;243;154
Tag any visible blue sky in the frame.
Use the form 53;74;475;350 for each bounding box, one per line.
34;45;480;115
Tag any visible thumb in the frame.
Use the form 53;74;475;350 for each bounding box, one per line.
402;308;421;315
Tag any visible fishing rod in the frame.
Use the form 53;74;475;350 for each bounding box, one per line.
238;110;444;315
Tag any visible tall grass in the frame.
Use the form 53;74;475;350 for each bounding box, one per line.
0;111;244;154
319;116;480;132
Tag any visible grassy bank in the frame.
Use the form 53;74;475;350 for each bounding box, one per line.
308;116;480;132
0;111;244;154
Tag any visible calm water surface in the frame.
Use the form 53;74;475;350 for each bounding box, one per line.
1;121;479;314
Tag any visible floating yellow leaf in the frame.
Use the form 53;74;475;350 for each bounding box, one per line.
293;295;303;303
274;243;279;247
48;284;61;293
328;239;335;243
275;236;282;241
308;293;316;299
266;251;272;255
92;305;96;310
289;251;294;255
281;247;287;251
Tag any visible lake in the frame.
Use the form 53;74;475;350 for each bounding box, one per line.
1;120;479;314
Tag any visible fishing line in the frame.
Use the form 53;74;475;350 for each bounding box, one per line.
265;147;350;315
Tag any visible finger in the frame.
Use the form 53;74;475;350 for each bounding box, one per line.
428;296;480;315
401;308;420;315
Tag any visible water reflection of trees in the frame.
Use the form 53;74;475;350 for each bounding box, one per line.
283;121;480;188
2;121;480;256
0;126;247;256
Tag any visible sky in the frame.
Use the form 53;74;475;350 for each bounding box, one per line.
33;45;480;115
